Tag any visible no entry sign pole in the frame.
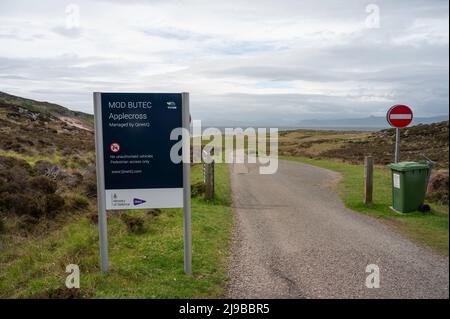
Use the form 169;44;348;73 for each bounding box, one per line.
387;104;413;163
395;128;400;163
182;92;192;275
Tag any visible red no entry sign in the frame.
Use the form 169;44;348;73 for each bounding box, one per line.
387;105;413;128
109;142;120;153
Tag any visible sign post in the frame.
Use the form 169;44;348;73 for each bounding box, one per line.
386;105;413;163
395;127;400;163
182;92;192;275
94;93;109;273
93;92;190;274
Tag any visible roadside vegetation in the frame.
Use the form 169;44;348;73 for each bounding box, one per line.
0;163;232;298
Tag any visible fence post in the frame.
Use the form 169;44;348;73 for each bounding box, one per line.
364;156;373;205
203;149;215;200
210;160;215;199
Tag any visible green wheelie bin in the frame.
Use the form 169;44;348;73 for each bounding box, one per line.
388;162;431;213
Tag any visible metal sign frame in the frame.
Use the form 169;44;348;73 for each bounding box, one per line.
93;92;191;274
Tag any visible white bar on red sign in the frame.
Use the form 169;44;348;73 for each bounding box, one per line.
390;114;412;119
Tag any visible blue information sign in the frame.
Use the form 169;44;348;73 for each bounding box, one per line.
96;93;184;210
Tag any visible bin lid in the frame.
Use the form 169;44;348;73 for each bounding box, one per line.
388;161;430;171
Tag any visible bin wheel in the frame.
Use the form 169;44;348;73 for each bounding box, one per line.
418;204;431;213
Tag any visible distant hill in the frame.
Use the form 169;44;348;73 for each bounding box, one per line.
280;120;449;169
0;91;93;130
296;115;449;130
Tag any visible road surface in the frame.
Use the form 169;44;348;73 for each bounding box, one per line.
226;159;449;298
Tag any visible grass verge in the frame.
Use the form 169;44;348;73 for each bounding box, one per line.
282;156;449;256
0;163;232;298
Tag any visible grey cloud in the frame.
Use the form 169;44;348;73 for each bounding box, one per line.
0;31;46;41
0;54;149;113
0;55;144;80
141;28;206;41
0;74;29;80
197;39;448;98
141;27;282;56
52;25;83;39
0;0;448;123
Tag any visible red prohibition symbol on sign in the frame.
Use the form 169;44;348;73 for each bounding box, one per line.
110;142;121;153
387;105;413;128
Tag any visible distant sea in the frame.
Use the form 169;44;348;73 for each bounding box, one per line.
278;126;385;132
206;126;386;133
200;116;448;133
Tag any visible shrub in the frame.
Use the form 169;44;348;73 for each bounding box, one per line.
64;172;83;188
87;211;98;224
77;159;88;168
31;287;93;299
147;209;162;217
120;213;145;233
0;156;34;175
34;160;55;176
69;194;89;210
61;148;73;156
1;193;43;217
84;180;97;197
17;215;39;231
191;181;205;197
59;159;68;167
426;171;449;205
45;194;65;216
16;136;34;146
0;176;27;194
29;175;57;194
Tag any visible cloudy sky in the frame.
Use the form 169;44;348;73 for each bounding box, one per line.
0;0;448;126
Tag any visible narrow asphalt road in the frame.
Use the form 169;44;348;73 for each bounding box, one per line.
226;159;449;298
